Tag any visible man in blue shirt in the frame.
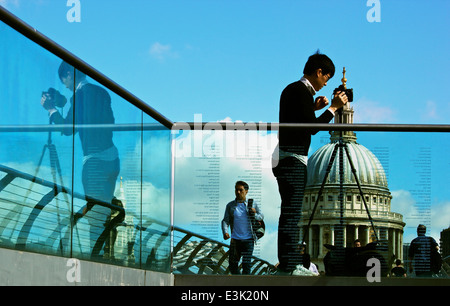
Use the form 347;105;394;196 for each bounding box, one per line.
222;181;264;274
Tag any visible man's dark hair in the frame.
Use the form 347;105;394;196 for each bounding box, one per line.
303;50;335;78
235;180;249;190
417;224;427;235
58;61;86;82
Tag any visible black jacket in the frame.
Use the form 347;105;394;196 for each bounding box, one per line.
278;80;334;156
50;83;115;156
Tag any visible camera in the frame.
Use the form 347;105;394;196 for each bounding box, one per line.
333;85;353;102
42;87;67;108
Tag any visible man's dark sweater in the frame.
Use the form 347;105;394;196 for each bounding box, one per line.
278;80;334;156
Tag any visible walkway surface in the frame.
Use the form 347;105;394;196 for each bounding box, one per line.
174;274;450;286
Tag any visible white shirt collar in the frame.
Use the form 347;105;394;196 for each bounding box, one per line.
300;76;316;96
75;80;88;92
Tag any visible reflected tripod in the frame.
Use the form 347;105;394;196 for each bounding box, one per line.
300;109;379;248
25;118;79;255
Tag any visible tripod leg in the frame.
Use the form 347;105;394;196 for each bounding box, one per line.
301;143;339;245
24;144;49;200
48;144;65;255
342;144;379;242
337;141;345;247
48;143;82;256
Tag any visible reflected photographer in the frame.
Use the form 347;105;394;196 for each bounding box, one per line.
40;61;120;259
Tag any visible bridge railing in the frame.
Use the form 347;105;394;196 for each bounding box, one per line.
0;163;275;275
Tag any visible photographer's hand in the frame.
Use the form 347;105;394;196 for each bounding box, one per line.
41;93;56;112
329;91;348;113
314;96;329;111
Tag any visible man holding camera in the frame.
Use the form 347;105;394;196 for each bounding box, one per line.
41;61;120;258
272;51;348;274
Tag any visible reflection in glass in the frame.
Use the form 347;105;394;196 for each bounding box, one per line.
106;93;142;267
42;61;121;260
142;116;172;272
0;21;74;256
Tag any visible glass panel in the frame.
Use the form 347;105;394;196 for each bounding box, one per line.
0;19;173;272
302;130;449;278
173;127;449;278
173;125;278;274
70;71;142;266
141;115;172;272
0;21;74;256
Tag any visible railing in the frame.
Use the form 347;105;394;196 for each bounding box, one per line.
0;163;274;274
0;164;125;257
172;122;450;132
171;226;275;275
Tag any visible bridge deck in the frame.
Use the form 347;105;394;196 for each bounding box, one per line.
174;273;450;286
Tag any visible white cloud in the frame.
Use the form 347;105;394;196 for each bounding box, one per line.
0;0;20;9
217;117;244;124
420;100;440;121
352;97;396;123
120;179;170;224
149;42;178;61
430;201;450;238
391;189;417;217
218;117;233;123
391;189;450;243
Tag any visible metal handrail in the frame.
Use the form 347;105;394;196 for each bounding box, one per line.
171;225;275;275
0;164;125;257
0;164;275;275
1;122;450;133
0;6;173;130
174;122;450;132
0;123;170;133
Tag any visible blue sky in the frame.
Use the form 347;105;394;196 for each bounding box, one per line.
1;0;449;263
2;0;449;124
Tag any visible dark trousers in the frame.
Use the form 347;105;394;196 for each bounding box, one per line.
272;156;307;272
229;238;255;275
82;157;120;204
82;157;120;255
